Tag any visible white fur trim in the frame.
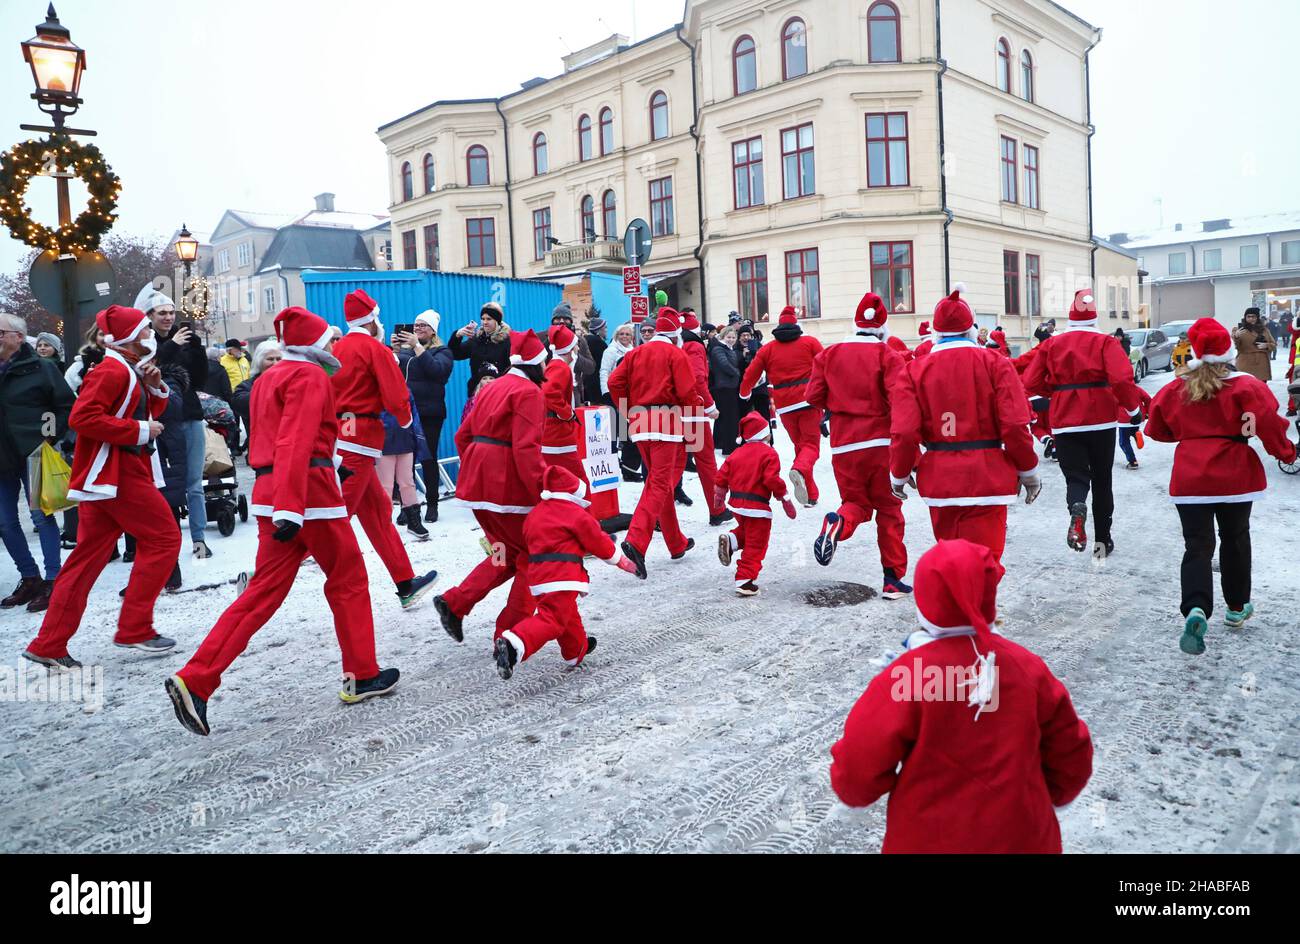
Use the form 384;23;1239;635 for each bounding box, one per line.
540;445;578;454
922;494;1017;507
1080;294;1094;306
1170;490;1267;505
890;474;910;488
314;325;334;350
1186;351;1235;368
630;432;685;443
502;630;526;662
104;313;150;347
551;337;578;357
337;440;383;458
831;439;890;455
460;500;534;514
270;510;304;526
1066;319;1099;329
952;282;968;293
530;580;591;595
346;305;379;328
728;504;773;519
1017;464;1041;480
930;337;978;350
842;334;884;344
540;489;591;508
510;348;547;366
135;420;151;446
1050;421;1118;434
252;505;349;521
776;400;812;415
650;333;680;343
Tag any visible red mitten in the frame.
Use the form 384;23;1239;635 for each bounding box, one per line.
782;497;797;519
713;488;728;510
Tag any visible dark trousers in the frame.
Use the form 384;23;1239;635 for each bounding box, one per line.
1054;428;1116;541
418;413;445;508
1117;427;1137;464
711;386;740;454
1175;502;1252;618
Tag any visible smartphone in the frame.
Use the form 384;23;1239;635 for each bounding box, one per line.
393;323;416;337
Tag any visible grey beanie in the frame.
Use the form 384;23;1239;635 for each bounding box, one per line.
36;332;64;358
551;302;573;321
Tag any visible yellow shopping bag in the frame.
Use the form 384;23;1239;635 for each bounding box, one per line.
36;441;75;516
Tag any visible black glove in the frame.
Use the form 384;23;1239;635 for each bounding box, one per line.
337;465;354;483
820;410;830;438
272;520;301;543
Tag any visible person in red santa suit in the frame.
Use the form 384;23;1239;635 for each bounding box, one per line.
494;465;642;678
885;332;913;363
539;324;590;490
739;306;824;506
1023;289;1143;556
912;321;934;359
830;538;1093;853
714;412;797;596
1145;318;1296;656
606;308;702;578
1011;343;1055;457
165;308;399;735
330;289;437;609
890;285;1042;563
24;305;180;670
433;330;548;643
679;309;728;525
805;292;910;598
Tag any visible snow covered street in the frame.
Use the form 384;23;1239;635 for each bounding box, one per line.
2;362;1298;854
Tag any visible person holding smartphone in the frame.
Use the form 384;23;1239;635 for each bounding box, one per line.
395;310;453;523
448;302;511;400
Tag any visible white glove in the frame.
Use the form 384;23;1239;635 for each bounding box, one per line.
1019;472;1042;505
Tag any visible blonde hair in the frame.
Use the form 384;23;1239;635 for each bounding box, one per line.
1178;362;1230;403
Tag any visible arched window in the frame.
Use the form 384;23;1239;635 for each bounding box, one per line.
602;189;617;238
581;195;595;242
422;153;435;193
532;133;548;175
467;145;489;186
599;107;614;156
1020;49;1034;102
996;38;1011;92
578;114;593;162
733;36;757;95
867;2;900;63
649;91;669;141
400;161;413;201
782;18;807;80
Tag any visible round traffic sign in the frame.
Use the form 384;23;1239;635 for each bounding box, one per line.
623;218;652;267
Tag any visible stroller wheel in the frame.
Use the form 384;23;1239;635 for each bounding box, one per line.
237;494;248;522
217;511;236;537
1279;458;1300;475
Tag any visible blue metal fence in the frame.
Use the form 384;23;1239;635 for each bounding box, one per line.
302;269;563;477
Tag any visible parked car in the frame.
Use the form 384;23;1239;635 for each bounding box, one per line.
1127;328;1176;380
1157;320;1196;341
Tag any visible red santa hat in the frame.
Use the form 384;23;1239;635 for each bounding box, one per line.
549;324;578;357
914;539;1004;645
1185;317;1235;369
96;304;151;348
738;411;770;444
343;289;381;327
510;328;547;366
539;464;590;507
1068;289;1097;327
918;320;932;337
681;310;701;332
854;292;888;334
273;307;333;350
778;305;799;326
932;283;974;335
656;307;682;338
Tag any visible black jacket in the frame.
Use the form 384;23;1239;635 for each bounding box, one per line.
449;325;512;398
0;343;74;475
584;334;608;404
157;325;209;421
230;375;255;436
399;343;455;420
155;364;191;508
707;337;741;390
203;355;234;403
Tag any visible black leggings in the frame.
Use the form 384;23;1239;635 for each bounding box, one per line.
1175;502;1252;618
1054;428;1117;541
418;414;445;505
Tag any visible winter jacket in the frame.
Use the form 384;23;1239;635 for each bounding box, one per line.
382;391;432;462
219;352;250;391
454;369;545;514
231;376;255;437
1232;324;1275;382
523;492;623;596
330;328;413;457
0;342;75;475
584;333;608;404
154;364;191;508
715;439;787;518
1022;326;1144;435
158;325;209;421
203;354;234;403
607;337;702;443
399;342;454;421
449;322;512;398
830;631;1093;853
1145;372;1295;502
739;324;824;415
63;346;103;395
707;337;741;390
599;340;633;396
805;334;906;455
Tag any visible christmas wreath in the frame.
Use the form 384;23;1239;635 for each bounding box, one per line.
0;133;121;255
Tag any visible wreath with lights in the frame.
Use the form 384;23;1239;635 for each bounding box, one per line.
0;133;121;255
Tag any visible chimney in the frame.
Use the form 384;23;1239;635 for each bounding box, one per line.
314;192;336;213
1174;223;1182;232
1201;218;1231;232
1108;232;1129;244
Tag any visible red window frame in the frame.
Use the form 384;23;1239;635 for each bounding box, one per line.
781;122;815;200
599;108;614;156
423;223;439;271
1003;250;1020;315
577;114;592;162
781;18;807;80
784;247;821;319
532;133;547;175
649;91;669;141
736;255;769;322
732;136;764;209
466;145;489;186
422;153;435;193
733;36;757;95
649;177;674;237
1026;253;1041;317
1000;136;1018;203
532;207;552;261
466;217;497;268
867;1;901;64
602;189;617;237
869;241;915;314
400;162;413;201
865;112;910;188
401;230;417;269
580;195;595;242
996;38;1012;92
1023;145;1039;209
1021;49;1034;102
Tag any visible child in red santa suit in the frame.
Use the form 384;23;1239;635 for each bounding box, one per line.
25;305;180;669
493;465;642;678
1145;318;1297;655
912;321;934;359
739;306;824;507
805;291;910;597
830;538;1093;853
715;412;797;596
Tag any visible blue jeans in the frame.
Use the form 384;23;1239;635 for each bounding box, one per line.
1118;427;1137;464
0;469;62;580
184;419;208;542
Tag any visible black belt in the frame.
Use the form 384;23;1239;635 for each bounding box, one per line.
472;435;510;447
255;458;335;477
1051;381;1108;391
545;411;576;422
771;377;810;390
337;412;382;419
730;491;769;503
1202;435;1250;444
923;439;1002;452
529;553;583;564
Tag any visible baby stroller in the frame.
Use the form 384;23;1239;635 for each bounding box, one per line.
198;392;249;535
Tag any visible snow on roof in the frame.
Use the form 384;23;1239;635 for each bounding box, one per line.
291;210;390;230
1116;211;1300;250
227;210;298;230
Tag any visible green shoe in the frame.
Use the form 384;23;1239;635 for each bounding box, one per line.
1224;602;1254;630
1180;607;1208;655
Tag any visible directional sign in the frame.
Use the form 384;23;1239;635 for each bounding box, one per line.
630;295;649;323
623;218;652;267
623;265;641;295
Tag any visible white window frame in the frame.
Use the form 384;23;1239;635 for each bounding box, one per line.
263;286;276;313
1168;252;1187;275
217;249;230;273
237;242;251;268
1239;244;1259;268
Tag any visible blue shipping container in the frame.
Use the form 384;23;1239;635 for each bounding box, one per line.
302;269;563;476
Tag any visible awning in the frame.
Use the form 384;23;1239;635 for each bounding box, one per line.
643;268;694;286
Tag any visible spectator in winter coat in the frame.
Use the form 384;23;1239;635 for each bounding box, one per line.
735;326;771;423
449;301;512;399
396;309;453;522
1114;327;1131;356
583;314;608;405
219;339;251;391
550;303;596;402
0;313;74;613
63;324;105;395
709;325;742;454
34;332;64;368
1232;307;1275;382
230;339;282;442
601;324;641;481
203;345;234;402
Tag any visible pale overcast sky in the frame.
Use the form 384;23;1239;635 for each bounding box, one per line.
1;0;1297;278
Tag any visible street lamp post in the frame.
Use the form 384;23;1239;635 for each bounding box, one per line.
173;223;205;340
